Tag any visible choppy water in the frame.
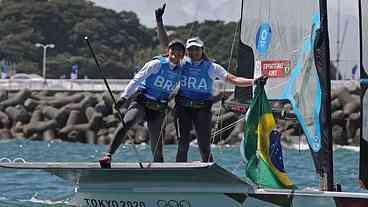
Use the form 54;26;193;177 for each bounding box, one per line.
0;139;366;206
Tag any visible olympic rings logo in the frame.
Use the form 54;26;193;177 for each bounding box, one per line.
156;200;191;207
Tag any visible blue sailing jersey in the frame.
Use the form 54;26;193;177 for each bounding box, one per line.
139;57;182;102
179;60;213;100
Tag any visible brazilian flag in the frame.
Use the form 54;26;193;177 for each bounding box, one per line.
241;84;295;189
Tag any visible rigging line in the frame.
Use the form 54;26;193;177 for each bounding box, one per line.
226;21;240;79
186;1;200;38
207;20;240;162
151;107;170;163
231;160;245;174
187;20;196;39
213;117;243;136
212;116;245;137
267;0;271;22
211;20;240;144
151;68;181;162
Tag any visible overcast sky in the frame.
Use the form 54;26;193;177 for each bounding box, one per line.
92;0;358;27
92;0;360;79
92;0;241;27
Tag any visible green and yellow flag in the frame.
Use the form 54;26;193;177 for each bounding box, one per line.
241;84;295;189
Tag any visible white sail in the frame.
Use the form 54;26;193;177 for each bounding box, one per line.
240;0;322;152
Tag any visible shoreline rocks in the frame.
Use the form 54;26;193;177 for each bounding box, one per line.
0;82;362;146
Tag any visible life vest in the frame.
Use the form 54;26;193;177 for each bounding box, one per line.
139;57;182;103
179;59;213;100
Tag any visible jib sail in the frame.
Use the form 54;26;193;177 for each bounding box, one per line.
238;0;334;190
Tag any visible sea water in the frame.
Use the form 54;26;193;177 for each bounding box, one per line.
0;139;366;207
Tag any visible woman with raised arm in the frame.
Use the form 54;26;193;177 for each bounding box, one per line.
155;5;267;162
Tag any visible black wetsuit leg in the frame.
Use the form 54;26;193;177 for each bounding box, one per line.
175;105;193;162
146;108;166;162
193;107;213;162
108;101;146;154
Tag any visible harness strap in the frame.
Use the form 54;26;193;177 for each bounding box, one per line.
175;96;212;109
137;94;168;112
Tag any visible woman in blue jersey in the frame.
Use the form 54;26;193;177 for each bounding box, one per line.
155;5;266;162
99;39;185;166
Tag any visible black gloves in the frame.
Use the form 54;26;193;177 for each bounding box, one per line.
115;97;127;111
155;3;166;22
254;75;268;86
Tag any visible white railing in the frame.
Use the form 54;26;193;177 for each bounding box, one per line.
0;78;354;92
0;79;131;92
0;79;235;92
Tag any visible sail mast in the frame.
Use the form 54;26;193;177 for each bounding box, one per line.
235;0;255;103
359;0;368;189
316;0;334;191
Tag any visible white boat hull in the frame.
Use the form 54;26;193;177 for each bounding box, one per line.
1;162;368;207
73;192;246;207
71;189;368;207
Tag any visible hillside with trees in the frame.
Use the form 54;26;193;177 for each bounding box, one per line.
0;0;238;79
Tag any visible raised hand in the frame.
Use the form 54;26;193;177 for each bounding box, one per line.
155;3;166;22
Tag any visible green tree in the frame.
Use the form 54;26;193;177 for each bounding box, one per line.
0;0;239;78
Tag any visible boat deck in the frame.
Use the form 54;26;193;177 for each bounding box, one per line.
0;161;213;170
